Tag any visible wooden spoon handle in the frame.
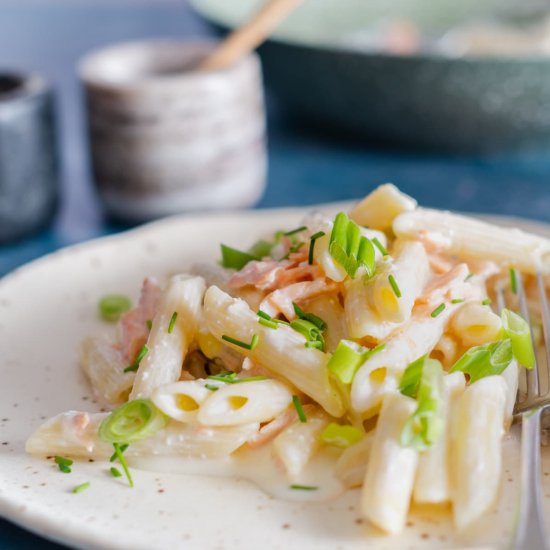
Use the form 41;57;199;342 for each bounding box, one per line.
198;0;304;71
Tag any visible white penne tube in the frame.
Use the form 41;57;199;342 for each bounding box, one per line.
130;274;206;400
203;286;344;417
334;433;373;488
351;264;482;416
361;391;418;535
272;408;329;479
344;269;399;342
372;241;430;323
431;333;458;369
80;336;134;407
349;183;417;231
413;372;466;504
451;375;507;531
501;359;519;429
151;380;212;423
197;379;292;426
26;411;258;459
393;207;550;274
304;294;348;353
451;302;502;347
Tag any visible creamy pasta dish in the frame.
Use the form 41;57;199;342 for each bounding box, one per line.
26;184;548;535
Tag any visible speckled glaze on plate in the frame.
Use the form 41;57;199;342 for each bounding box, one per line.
0;205;549;550
191;0;550;152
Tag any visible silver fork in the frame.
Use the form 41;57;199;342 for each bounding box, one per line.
499;272;550;550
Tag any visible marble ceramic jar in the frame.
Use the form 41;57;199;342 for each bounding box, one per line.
79;40;267;222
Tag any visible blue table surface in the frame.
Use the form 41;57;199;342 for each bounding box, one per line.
3;0;550;547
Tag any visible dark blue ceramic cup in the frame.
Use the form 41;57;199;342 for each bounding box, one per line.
0;73;59;243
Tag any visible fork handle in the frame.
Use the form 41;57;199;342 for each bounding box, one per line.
513;408;549;550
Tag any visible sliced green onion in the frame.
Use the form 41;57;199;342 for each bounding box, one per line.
292;395;307;422
99;399;167;444
501;309;535;369
110;467;122;478
220;244;257;270
59;463;71;474
320;422;363;448
400;358;444;451
112;443;133;488
327;340;384;384
109;443;128;462
305;340;323;349
124;344;149;373
289;484;318;491
146;320;153;330
451;299;465;304
205;384;220;391
72;482;90;494
98;295;132;323
167;312;178;334
221;334;259;351
292;302;327;331
388;274;402;298
247;239;274;259
308;231;325;265
430;303;446;318
399;355;439;399
372;237;388;256
284;226;307;236
449;339;513;383
510;269;518;294
290;319;325;351
329;212;375;279
482;298;492;306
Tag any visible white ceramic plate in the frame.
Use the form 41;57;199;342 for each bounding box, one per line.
1;205;549;550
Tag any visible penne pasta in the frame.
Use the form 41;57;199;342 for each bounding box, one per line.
203;285;344;417
451;302;502;347
349;183;417;231
451;376;507;530
272;407;329;479
393;207;550;274
151;380;212;423
334;433;373;488
361;391;419;534
413;372;465;504
130;275;206;400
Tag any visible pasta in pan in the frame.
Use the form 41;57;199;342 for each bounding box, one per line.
26;184;544;536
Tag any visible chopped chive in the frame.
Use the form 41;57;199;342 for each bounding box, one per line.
54;456;73;468
284;226;307;236
257;310;272;320
110;467;122;478
289;484;318;491
372;237;388;256
205;384;220;391
235;376;269;383
221;334;259;351
292;395;307;423
124;344;149;373
72;482;90;494
146;319;152;330
308;231;325;265
207;372;237;383
98;295;132;323
430;303;446;318
451;299;465;304
259;318;278;329
510;268;518;294
274;319;290;326
292;302;327;331
464;273;474;282
388;274;401;298
482;298;492;306
109;443;128;462
113;443;133;487
59;463;71;474
167;312;178;334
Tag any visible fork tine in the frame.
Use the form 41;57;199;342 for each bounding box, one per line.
517;271;540;398
496;287;505;315
536;272;550;397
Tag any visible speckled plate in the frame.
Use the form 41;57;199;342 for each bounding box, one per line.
0;205;549;550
